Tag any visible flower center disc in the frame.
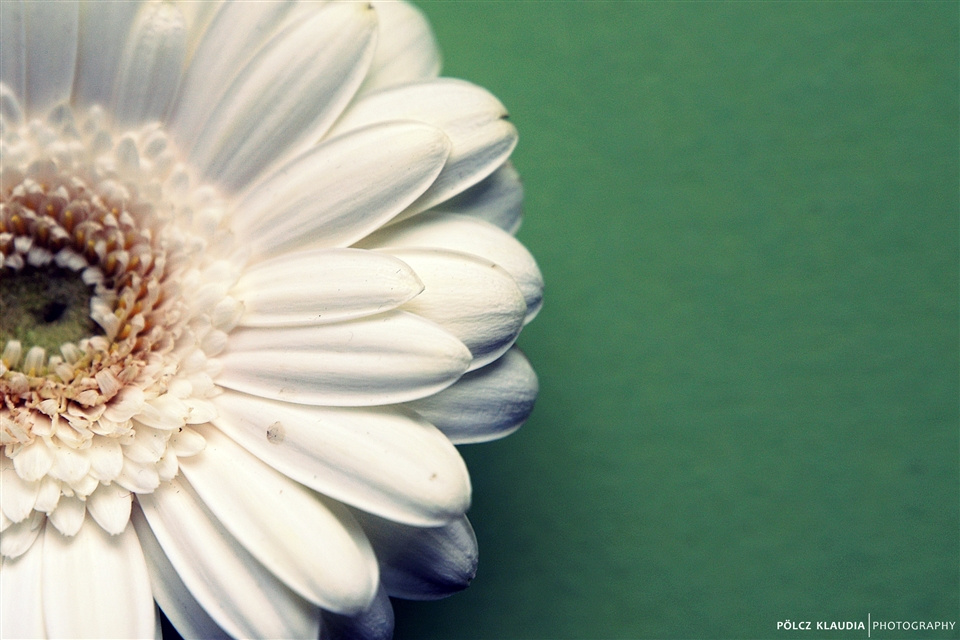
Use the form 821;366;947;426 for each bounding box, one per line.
1;106;235;470
0;266;100;357
0;101;241;524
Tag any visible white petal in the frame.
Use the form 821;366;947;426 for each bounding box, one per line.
178;0;220;52
169;1;297;146
47;493;85;537
14;435;53;483
115;456;160;494
22;1;78;115
390;248;526;370
353;511;478;600
42;517;155;639
88;436;124;482
180;426;379;614
137;393;189;430
1;456;38;522
122;424;168;463
130;503;243;640
86;483;132;535
430;161;524;234
1;526;45;638
231;122;450;258
170;426;206;457
33;476;61;513
187;2;377;190
111;1;187;127
0;82;24;128
212;390;471;526
233;248;424;327
48;442;92;485
322;584;395;640
359;1;441;96
0;1;26;100
329;78;517;217
217;311;471;407
156;449;178;483
408;347;539;444
73;1;145;108
361;211;542;322
136;481;320;639
103;385;145;422
183;397;217;424
0;509;44;559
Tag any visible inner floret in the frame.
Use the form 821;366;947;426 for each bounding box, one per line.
0;265;99;358
0;103;236;533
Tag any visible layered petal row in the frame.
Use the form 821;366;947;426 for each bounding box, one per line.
0;2;541;638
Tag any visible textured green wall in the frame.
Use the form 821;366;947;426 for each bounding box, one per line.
398;3;960;638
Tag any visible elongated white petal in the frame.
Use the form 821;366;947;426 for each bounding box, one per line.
322;584;395;640
0;1;26;100
231;122;450;258
111;2;187;127
0;85;23;137
180;426;379;614
169;427;205;457
362;211;542;322
390;248;526;370
88;436;124;483
42;517;154;639
1;526;45;638
430;161;524;235
123;424;168;464
329;78;517;217
1;456;38;522
233;248;423;327
217;311;471;406
408;347;538;444
360;1;440;96
14;437;54;482
0;509;44;559
86;483;132;535
115;456;160;494
187;2;377;190
170;1;297;145
48;443;91;486
102;385;146;422
353;511;478;600
136;481;320;639
149;580;231;640
33;477;61;514
73;1;145;107
178;0;220;52
22;1;78;116
136;393;189;430
47;494;85;537
213;390;471;526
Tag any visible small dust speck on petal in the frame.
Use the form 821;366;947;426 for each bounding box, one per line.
266;421;285;444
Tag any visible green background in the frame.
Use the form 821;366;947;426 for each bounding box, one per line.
396;2;960;639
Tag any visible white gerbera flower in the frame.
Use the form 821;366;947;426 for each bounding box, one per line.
0;2;542;638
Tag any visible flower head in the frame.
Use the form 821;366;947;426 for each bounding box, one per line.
0;2;541;637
